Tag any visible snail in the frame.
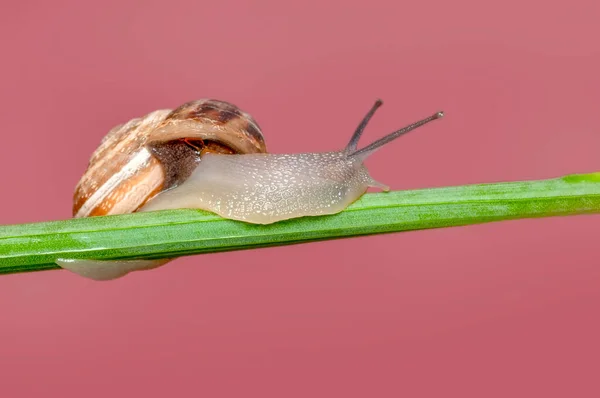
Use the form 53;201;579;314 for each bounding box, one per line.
56;98;444;281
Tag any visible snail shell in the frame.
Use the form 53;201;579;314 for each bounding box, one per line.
73;99;267;218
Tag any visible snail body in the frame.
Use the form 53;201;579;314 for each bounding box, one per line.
57;99;443;280
140;151;384;223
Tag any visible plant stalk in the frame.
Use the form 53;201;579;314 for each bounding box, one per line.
1;172;599;276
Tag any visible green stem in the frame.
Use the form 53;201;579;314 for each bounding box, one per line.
1;172;599;275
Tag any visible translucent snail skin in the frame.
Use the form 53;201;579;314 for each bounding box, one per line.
57;99;444;280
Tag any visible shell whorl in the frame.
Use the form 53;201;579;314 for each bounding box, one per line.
73;99;267;218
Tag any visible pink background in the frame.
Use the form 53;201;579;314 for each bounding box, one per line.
1;0;599;396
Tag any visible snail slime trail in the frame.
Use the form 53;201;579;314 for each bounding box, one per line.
57;99;444;281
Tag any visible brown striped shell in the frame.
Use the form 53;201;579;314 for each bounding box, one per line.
73;99;267;218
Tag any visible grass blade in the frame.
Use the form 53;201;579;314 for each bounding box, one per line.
1;172;599;275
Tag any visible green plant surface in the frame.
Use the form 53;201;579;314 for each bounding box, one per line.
1;172;599;276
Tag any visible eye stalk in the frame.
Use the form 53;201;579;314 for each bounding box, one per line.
346;99;384;153
346;99;444;160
